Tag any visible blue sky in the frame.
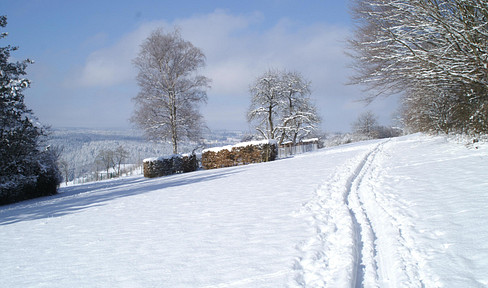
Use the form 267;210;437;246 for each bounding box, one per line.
2;0;399;133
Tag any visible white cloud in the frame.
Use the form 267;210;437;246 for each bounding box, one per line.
68;9;394;131
72;10;262;88
72;21;167;87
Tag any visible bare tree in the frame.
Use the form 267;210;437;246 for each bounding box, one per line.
114;146;129;176
248;69;282;140
278;71;321;144
96;149;114;180
352;111;379;139
131;28;210;154
348;0;488;134
248;69;320;144
57;159;70;186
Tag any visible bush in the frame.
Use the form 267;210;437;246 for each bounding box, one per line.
0;150;61;205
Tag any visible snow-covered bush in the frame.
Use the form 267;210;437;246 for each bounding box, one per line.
0;148;61;205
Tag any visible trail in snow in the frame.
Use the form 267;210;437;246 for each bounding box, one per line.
345;140;426;287
294;139;427;288
354;138;450;287
346;141;384;288
291;140;384;287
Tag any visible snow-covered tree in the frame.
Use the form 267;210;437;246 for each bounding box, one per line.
348;0;488;134
248;69;282;141
0;16;60;204
248;69;320;144
278;71;321;144
131;28;210;154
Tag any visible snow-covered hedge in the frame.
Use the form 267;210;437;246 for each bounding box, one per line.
201;140;277;170
143;154;198;178
0;150;61;205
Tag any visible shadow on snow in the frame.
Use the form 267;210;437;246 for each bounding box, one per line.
0;168;241;226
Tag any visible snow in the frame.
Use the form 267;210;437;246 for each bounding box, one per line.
0;134;487;287
143;153;200;163
143;154;180;163
202;139;277;153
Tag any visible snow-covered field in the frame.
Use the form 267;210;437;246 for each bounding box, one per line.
1;134;486;287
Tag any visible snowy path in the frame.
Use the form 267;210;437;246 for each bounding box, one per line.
291;140;386;287
346;140;425;288
1;134;487;287
294;136;488;287
347;141;384;288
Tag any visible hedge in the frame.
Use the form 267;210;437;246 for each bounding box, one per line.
0;171;60;206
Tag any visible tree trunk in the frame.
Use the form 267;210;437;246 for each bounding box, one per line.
279;132;286;145
268;105;274;139
170;90;178;154
172;132;178;154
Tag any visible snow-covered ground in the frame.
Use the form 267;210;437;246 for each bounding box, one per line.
0;134;486;287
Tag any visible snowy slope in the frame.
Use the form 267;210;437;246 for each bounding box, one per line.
0;134;486;287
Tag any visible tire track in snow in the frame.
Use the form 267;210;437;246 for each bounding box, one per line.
345;142;385;288
291;141;385;287
356;140;428;287
347;139;427;287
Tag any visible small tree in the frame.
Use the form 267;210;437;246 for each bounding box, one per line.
58;159;70;186
131;28;210;154
114;146;129;176
352;111;379;139
96;149;114;180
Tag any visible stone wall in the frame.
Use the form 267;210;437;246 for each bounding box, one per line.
143;154;198;178
201;140;277;170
